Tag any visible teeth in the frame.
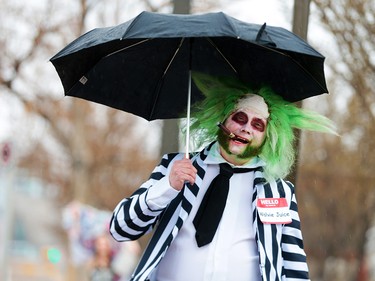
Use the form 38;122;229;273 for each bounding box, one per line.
233;137;249;144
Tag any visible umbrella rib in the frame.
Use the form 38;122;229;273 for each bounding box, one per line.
163;38;185;75
260;46;329;92
148;38;185;120
206;38;238;74
105;38;151;57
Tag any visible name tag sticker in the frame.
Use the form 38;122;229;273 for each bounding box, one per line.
257;198;292;224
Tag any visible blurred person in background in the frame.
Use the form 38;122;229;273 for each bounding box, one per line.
86;234;119;281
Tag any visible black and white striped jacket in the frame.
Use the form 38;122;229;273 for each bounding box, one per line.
110;143;310;281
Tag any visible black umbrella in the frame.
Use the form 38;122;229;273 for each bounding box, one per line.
50;11;328;153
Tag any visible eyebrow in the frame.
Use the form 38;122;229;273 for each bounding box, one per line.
252;117;266;124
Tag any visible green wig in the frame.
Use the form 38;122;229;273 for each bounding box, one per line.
188;72;337;180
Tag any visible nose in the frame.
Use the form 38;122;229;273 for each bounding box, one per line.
240;123;252;135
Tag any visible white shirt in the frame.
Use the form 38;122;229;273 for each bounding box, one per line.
147;143;264;281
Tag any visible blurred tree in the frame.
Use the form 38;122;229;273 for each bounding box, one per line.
287;0;311;184
296;0;375;280
0;0;162;209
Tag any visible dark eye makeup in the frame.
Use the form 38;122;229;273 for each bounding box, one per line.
231;111;248;125
251;118;266;132
231;111;266;132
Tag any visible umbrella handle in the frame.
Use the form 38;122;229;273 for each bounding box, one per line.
185;71;191;159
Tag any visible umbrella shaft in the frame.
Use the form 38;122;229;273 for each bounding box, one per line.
185;71;191;158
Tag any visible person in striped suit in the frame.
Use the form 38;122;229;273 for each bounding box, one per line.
110;73;336;281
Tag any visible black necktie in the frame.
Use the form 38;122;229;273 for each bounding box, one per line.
193;163;255;247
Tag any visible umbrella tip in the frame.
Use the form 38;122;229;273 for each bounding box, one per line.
256;23;277;48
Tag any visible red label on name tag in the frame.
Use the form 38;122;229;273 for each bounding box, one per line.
257;198;292;224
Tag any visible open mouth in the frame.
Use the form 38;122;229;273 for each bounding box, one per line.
231;136;249;144
217;123;250;144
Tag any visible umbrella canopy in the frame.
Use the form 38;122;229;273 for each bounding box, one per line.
50;11;328;121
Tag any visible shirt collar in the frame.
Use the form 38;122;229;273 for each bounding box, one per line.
204;142;266;169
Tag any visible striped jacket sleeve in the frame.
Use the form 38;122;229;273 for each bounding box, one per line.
109;153;181;242
281;181;310;280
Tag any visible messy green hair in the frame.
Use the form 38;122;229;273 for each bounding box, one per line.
188;72;337;180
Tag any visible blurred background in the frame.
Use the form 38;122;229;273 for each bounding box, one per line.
0;0;374;280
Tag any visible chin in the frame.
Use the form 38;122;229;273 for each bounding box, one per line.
232;143;262;159
228;145;248;155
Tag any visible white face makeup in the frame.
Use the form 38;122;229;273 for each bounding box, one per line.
234;94;269;120
218;95;269;165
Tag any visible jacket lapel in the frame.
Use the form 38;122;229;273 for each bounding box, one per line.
176;145;209;232
253;172;286;281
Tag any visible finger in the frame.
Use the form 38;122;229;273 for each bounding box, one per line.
172;161;196;175
181;169;197;185
170;168;197;189
179;160;197;173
